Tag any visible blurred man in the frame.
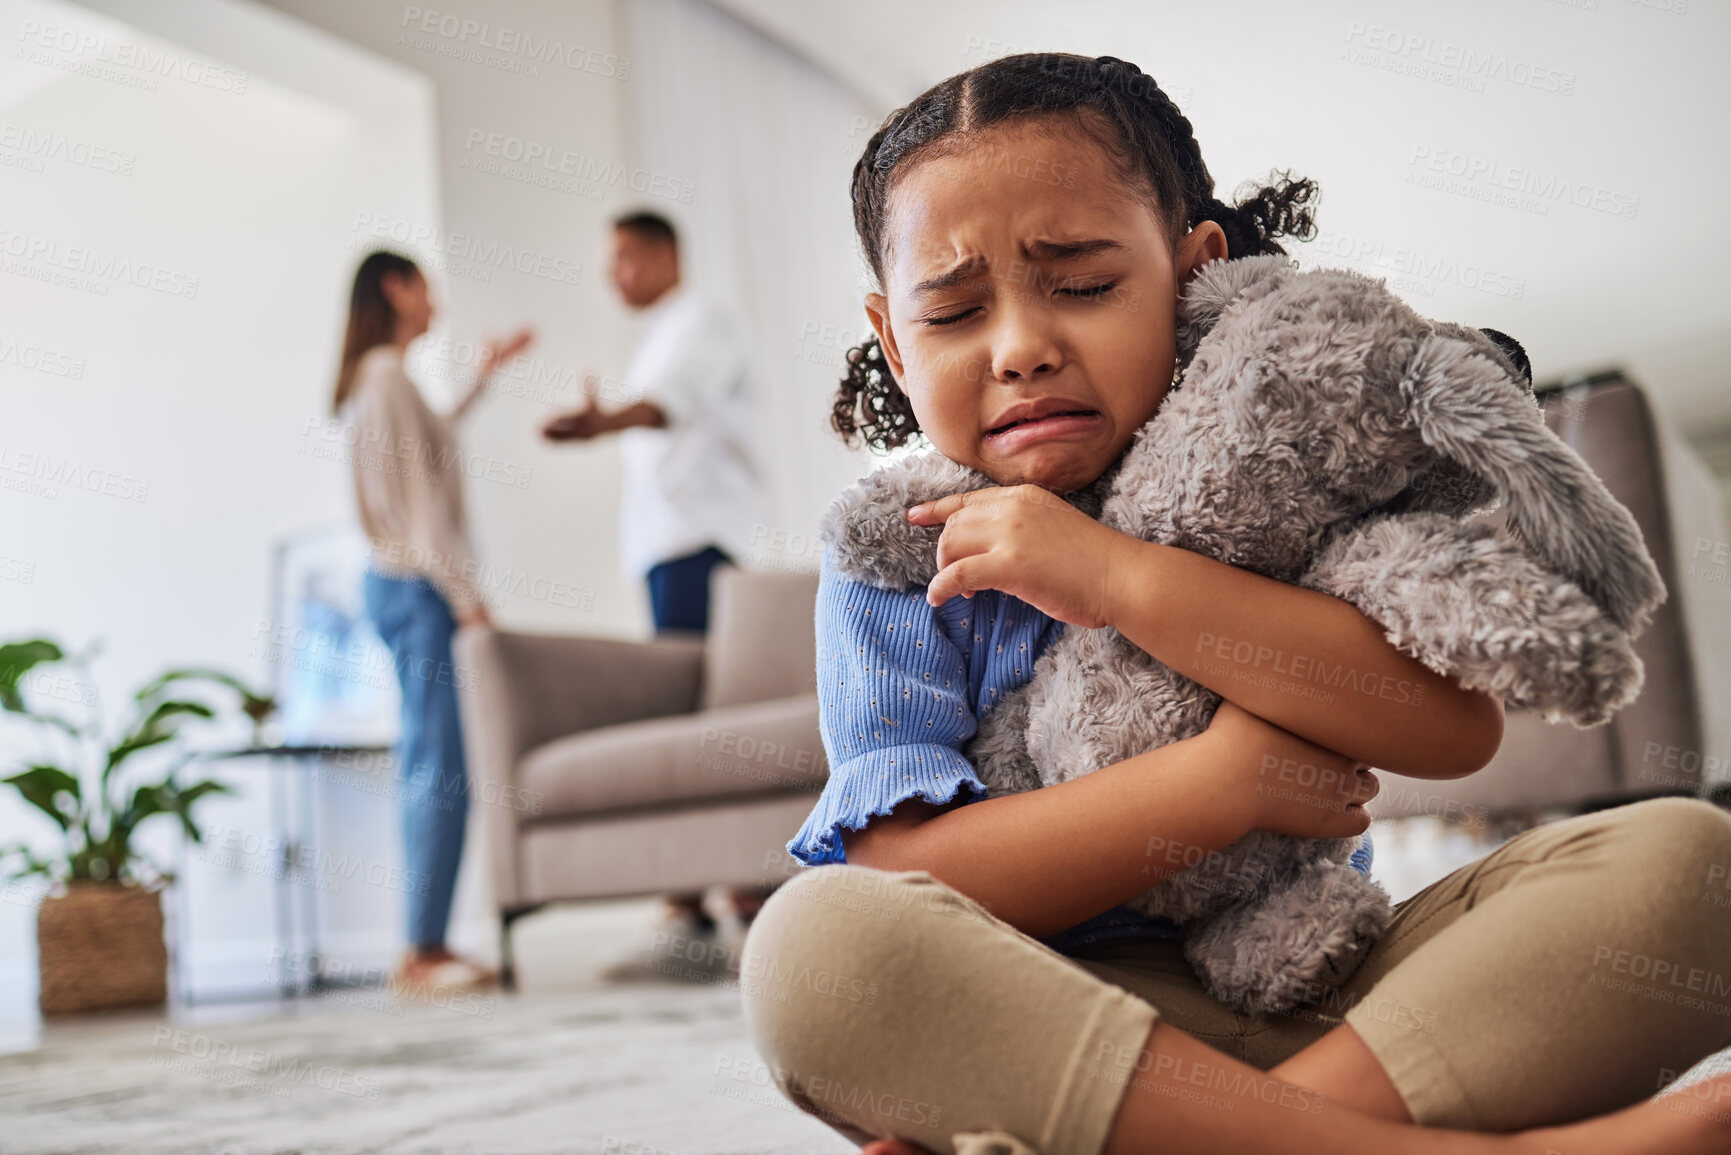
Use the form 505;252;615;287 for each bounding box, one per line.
543;211;770;979
543;211;764;635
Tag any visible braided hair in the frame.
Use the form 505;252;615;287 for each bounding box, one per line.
833;53;1319;452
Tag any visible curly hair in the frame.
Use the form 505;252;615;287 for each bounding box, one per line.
833;53;1320;452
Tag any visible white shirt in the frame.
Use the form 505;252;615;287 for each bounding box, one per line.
615;286;767;581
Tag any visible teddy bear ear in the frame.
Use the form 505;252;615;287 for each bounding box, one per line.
1477;327;1532;387
1402;332;1664;634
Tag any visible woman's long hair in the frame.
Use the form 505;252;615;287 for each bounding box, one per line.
332;251;420;413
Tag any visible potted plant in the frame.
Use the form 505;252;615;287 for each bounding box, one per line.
0;639;274;1015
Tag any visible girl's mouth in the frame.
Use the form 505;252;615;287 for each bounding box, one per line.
983;409;1102;452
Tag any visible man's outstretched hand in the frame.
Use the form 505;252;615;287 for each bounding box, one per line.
542;397;605;441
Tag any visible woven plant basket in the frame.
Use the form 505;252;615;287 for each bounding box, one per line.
37;882;167;1016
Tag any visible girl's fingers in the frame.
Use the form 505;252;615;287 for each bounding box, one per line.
926;557;984;606
932;515;991;574
906;486;1007;526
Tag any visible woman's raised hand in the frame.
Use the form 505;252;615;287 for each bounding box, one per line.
1202;699;1378;841
480;326;535;367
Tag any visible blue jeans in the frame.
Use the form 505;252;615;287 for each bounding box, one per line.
363;570;469;950
645;545;732;634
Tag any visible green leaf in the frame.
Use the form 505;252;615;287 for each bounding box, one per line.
0;841;62;884
6;705;84;740
169;780;232;842
0;640;64;713
138;669;274;720
2;765;80;831
104;699;215;778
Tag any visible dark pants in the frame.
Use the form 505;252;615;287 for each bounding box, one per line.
645;545;732;634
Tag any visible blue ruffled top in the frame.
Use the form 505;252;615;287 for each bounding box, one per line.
789;544;1373;956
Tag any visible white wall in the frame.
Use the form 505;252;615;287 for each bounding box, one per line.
622;0;881;569
0;0;440;1023
258;0;647;637
717;0;1731;435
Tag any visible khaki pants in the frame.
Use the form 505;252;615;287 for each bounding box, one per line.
740;798;1731;1154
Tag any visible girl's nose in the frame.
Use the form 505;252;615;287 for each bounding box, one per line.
990;313;1063;382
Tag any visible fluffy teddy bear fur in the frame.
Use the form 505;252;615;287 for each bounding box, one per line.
818;255;1665;1015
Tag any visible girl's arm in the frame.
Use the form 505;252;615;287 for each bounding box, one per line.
911;487;1503;782
1106;540;1504;780
844;700;1378;937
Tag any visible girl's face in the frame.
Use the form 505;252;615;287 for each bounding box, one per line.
866;119;1226;494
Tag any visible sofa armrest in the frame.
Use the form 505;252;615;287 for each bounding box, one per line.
454;628;705;910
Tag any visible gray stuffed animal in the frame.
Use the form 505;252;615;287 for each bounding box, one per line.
819;255;1665;1015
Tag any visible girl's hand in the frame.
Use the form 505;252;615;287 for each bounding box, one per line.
906;485;1145;627
1203;699;1378;840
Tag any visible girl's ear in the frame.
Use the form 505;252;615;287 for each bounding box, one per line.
1176;221;1229;281
864;292;906;382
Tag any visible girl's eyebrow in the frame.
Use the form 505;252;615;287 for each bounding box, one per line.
1024;238;1125;261
911;239;1123;297
912;253;989;297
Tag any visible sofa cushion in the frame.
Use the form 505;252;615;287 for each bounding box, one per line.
519;693;828;821
700;567;820;710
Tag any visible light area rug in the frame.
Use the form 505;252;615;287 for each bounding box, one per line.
0;983;855;1155
5;981;1728;1155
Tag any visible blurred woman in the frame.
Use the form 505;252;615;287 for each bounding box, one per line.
332;250;532;993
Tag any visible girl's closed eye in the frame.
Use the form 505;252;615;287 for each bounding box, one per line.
920;278;1119;328
1056;280;1118;299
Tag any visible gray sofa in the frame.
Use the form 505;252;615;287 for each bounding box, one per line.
1368;371;1731;820
456;567;824;983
